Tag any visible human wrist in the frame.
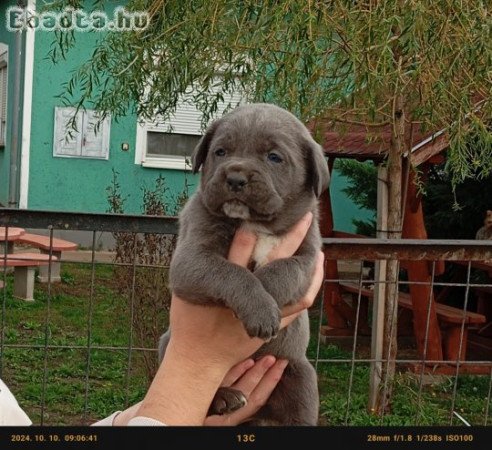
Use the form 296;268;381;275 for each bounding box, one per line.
136;341;228;425
168;329;245;370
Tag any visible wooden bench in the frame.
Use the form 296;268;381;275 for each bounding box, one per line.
17;233;78;282
339;281;486;361
1;253;59;301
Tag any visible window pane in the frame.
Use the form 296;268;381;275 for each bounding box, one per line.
147;132;200;157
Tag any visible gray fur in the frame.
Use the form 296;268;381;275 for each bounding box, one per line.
158;103;329;425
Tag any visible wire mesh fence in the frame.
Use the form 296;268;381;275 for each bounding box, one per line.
1;209;491;426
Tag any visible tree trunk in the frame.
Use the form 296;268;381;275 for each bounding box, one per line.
368;165;389;412
402;168;443;363
375;94;405;414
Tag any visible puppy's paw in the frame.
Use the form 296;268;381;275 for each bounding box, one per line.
209;387;247;415
240;303;281;340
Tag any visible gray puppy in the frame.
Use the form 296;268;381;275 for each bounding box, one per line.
159;103;329;425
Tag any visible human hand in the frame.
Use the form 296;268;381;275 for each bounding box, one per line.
203;356;288;426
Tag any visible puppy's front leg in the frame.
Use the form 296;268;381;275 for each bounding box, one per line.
254;256;316;308
254;227;320;308
171;250;281;340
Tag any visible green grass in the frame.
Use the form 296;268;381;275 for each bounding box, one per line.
0;263;153;425
314;353;491;426
0;265;490;426
307;307;491;426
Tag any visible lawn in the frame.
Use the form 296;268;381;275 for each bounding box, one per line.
0;263;490;426
0;263;154;425
307;308;491;426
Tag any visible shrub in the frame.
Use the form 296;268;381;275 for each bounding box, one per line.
106;170;188;381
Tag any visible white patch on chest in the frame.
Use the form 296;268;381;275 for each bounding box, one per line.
242;223;282;268
253;233;282;267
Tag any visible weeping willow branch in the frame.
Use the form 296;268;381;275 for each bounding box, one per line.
48;0;491;186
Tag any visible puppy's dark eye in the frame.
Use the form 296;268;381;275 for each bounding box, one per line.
214;148;226;157
267;152;283;163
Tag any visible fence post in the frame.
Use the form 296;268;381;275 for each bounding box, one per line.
369;165;388;411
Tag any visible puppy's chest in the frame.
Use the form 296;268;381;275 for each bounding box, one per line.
242;224;283;269
253;233;282;268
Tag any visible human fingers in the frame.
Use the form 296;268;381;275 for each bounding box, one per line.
220;359;255;387
203;356;276;426
266;212;313;262
279;251;325;328
218;359;288;426
227;228;257;267
230;355;276;397
204;357;288;426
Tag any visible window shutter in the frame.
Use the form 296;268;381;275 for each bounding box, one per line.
145;94;205;135
53;107;83;157
138;77;244;168
146;79;244;135
53;107;110;159
81;110;110;159
0;67;7;118
0;66;7;144
0;42;8;145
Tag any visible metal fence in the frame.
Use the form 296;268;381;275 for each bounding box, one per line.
1;208;491;426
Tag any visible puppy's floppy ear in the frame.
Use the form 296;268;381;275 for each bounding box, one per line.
304;136;330;197
191;119;220;174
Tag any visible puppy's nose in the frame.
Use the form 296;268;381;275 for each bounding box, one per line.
226;173;248;192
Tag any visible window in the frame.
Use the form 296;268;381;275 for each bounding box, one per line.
53;107;110;159
135;84;243;170
0;43;8;147
147;132;201;158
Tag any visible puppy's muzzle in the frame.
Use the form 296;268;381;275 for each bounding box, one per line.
226;171;248;192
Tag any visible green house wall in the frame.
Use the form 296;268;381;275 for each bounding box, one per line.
26;2;196;215
1;1;372;232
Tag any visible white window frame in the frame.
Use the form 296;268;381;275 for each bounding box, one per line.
135;120;196;171
0;43;8;147
53;106;111;160
135;81;244;170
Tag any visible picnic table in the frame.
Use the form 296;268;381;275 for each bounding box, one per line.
448;259;492;338
0;227;26;241
0;226;77;300
0;227;26;253
320;164;490;374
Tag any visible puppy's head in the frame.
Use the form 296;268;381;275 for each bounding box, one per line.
192;103;329;225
